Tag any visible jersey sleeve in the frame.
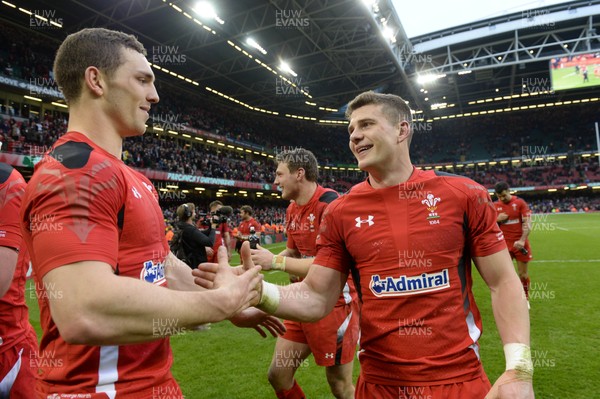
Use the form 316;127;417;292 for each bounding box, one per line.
465;186;507;257
519;198;531;219
23;164;125;279
313;201;353;274
0;170;26;250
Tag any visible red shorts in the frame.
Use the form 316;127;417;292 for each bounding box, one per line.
507;240;533;263
282;301;359;366
0;339;38;398
355;374;491;399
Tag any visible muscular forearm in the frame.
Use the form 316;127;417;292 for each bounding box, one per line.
45;263;235;345
276;256;313;278
271;280;333;322
490;277;530;346
519;221;531;242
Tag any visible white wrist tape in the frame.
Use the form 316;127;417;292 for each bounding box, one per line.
504;343;534;377
258;281;280;313
271;255;286;271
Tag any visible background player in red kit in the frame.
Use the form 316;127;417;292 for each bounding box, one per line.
0;163;38;397
236;205;262;253
19;28;280;398
196;92;534;399
250;148;359;399
494;182;533;305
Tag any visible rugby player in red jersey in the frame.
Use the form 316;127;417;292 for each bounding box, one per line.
0;163;38;397
196;92;534;399
250;148;359;399
494;182;533;307
20;28;281;398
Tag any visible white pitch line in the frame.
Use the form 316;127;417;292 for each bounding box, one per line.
555;227;569;231
532;259;600;263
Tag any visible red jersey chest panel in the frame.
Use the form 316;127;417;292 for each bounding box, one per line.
286;186;334;257
118;166;169;285
495;197;529;239
239;218;260;235
341;180;466;300
314;171;505;384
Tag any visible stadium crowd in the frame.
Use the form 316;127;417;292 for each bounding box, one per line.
0;22;599;209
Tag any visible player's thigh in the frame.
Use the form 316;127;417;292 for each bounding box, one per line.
303;303;359;367
325;361;354;384
270;335;312;372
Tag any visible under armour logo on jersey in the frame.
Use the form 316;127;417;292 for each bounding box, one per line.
131;186;142;199
355;215;374;227
325;353;334;359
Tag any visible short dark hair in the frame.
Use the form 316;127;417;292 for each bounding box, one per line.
275;148;319;182
54;28;147;103
209;200;223;211
346;91;414;145
494;181;510;194
240;205;253;216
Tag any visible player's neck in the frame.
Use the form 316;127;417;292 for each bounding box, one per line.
368;158;413;189
295;182;318;206
67;104;123;159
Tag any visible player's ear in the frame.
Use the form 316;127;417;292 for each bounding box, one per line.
397;120;410;144
296;167;305;180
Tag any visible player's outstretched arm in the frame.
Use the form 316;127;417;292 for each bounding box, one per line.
195;241;344;322
42;257;262;345
250;245;312;277
170;246;284;337
475;249;534;399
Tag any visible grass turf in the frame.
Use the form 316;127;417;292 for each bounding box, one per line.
25;213;600;398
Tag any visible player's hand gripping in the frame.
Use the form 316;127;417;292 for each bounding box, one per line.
513;240;526;251
497;212;509;223
250;244;276;270
192;246;263;314
229;308;286;338
485;370;534;399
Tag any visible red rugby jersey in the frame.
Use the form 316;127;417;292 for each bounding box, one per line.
286;185;355;307
20;132;180;398
0;163;38;355
494;196;531;242
314;167;506;385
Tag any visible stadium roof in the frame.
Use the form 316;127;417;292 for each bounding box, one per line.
1;0;599;123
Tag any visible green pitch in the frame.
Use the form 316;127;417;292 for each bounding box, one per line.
25;213;600;398
550;66;600;91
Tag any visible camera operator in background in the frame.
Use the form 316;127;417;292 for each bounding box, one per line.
236;205;262;255
175;203;214;268
206;200;234;262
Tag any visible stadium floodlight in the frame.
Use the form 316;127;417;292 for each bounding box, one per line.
381;26;396;43
361;0;377;7
416;74;444;84
193;2;224;24
278;61;298;77
246;38;267;55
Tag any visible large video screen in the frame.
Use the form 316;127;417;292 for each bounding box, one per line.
550;53;600;91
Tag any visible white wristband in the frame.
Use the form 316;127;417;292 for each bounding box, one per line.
504;343;533;377
258;281;280;313
271;255;286;271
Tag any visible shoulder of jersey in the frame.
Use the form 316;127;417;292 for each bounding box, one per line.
48;140;95;169
318;189;339;204
430;169;487;196
0;162;15;184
